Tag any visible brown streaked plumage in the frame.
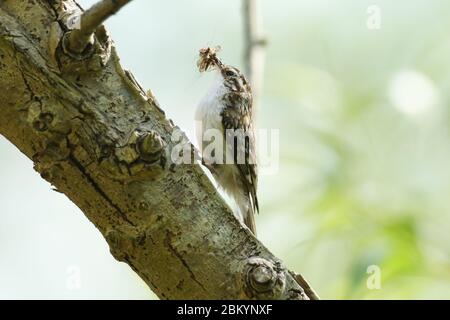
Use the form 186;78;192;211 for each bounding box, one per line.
196;47;258;235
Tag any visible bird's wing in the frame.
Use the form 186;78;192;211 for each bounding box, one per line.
221;91;259;214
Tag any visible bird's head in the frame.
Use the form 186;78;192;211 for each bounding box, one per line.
220;65;249;93
197;46;250;93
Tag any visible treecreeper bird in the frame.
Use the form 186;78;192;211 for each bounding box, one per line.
195;47;259;235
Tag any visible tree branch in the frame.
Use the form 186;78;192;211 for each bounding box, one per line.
243;0;267;108
0;0;315;299
63;0;133;57
290;271;320;300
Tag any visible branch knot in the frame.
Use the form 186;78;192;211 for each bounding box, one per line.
61;31;96;61
245;257;286;299
136;131;166;164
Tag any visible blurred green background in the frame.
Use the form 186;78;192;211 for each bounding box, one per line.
1;0;450;299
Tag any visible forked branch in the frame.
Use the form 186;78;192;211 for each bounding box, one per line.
64;0;133;56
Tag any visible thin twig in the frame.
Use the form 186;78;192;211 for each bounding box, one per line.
290;271;321;300
243;0;267;109
66;0;133;55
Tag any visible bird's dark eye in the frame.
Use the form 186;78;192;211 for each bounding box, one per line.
225;70;235;77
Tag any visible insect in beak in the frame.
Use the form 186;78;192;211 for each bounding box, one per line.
197;46;223;73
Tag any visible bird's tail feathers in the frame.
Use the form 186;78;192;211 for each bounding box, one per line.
239;200;257;236
244;210;257;236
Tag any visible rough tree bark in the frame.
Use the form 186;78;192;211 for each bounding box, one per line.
0;0;317;299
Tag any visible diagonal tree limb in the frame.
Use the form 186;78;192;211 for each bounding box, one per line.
0;0;316;299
